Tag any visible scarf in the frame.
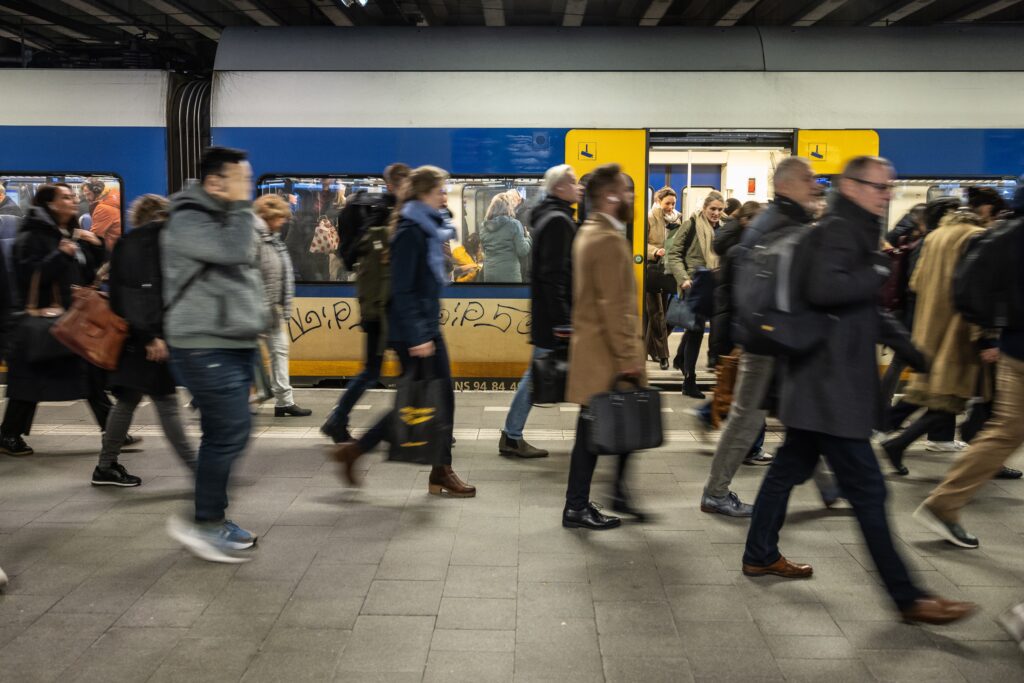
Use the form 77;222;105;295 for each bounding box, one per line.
691;210;720;271
648;206;681;250
401;200;449;286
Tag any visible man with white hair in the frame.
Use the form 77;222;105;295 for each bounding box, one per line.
498;164;583;458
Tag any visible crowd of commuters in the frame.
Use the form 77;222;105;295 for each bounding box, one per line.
3;148;1024;639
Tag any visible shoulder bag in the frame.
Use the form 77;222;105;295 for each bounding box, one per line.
50;272;129;371
588;375;663;455
15;271;76;364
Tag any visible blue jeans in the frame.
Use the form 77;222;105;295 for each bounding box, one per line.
743;427;924;610
503;347;551;440
170;347;255;523
330;321;384;430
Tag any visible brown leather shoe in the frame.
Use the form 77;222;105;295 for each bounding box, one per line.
901;597;976;625
428;465;476;498
742;555;813;579
332;441;363;487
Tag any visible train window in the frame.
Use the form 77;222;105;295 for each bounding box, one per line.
0;173;123;236
257;175;543;285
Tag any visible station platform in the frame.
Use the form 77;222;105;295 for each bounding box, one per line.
1;388;1023;682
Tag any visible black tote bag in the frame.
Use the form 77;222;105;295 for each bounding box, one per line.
15;271;76;365
388;358;451;465
588;375;664;455
530;345;568;406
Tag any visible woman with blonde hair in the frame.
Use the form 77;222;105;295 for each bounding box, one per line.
89;193;197;486
667;190;726;398
480;191;530;283
334;165;475;498
646;187;681;370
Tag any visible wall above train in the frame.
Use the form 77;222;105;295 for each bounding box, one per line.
215;25;1024;72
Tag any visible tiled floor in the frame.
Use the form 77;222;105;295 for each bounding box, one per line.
1;386;1023;682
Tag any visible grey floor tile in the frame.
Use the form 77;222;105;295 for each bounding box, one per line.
686;647;784;681
749;602;843;637
423;650;514;683
60;626;187;683
376;548;451;581
436;597;516;630
762;634;858;660
114;594;211;629
602;656;695;683
595;600;676;635
293;562;377;599
361;579;444;616
862;649;969;682
276;596;365;630
430;629;516;652
335;615;434;674
517;552;589;583
204;579;295;616
599;632;688;658
260;626;350;655
837;620;939;651
148;635;259;683
0;612;118;682
517;581;594;620
677;620;769;652
775;657;877;682
186;613;278;643
241;651;341;682
443;565;517;599
666;585;754;622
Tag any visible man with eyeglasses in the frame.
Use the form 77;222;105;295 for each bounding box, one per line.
742;156;976;625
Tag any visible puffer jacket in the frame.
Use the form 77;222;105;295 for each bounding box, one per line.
256;218;295;330
480;215;530;283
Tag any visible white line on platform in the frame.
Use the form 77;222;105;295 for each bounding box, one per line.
483;407;508;412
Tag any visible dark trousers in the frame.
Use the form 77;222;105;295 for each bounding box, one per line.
358;335;454;466
673;316;706;380
170;347;255;523
331;321;385;430
886;409;955;454
565;409;632;510
743;427;924;611
888;400;955;441
1;368;111;437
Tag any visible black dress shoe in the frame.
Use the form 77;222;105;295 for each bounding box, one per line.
881;440;909;476
610;490;653;523
275;404;312;417
659;358;670;371
562;503;621;530
682;380;705;399
997;466;1023;480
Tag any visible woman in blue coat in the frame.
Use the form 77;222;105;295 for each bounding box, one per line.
332;166;475;498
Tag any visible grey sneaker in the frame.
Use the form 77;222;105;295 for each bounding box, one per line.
912;503;979;549
166;516;253;563
700;491;754;517
743;449;774;466
498;432;549;458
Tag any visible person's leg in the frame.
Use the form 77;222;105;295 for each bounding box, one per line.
887;399;920;432
565;409;600;510
86;364;113;431
879;357;906;431
924;355;1024;524
431;335;455;467
820;435;924;611
504;347;547;440
682;319;705;380
742;428;821;567
328;321;383;434
705;354;774;499
98;388;142;468
926;412;957;444
150;393;197;469
170;348;255;523
645;293;669;362
267;322;295;408
961;399;992;445
356;342;412;454
812;460;842;505
1;399;36;437
882;410;953;473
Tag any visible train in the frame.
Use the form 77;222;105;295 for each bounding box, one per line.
3;26;1024;387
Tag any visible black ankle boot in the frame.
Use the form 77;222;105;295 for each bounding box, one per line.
682;377;705;399
881;439;909;476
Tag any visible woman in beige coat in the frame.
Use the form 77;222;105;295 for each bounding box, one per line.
563;164;647;531
881;210;990;475
646;187;681;370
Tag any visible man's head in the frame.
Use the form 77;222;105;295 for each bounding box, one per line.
199;146;252;203
586;163;633;222
838;156;895;217
724;197;742;217
383;162;412;196
772;157;819;211
83;178;106;203
543;164;583;204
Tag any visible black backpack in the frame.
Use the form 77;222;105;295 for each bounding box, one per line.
732;222;833;357
953;217;1024;328
338;191;393;271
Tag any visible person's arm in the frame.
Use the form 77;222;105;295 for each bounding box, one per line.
713;221;742;257
804;222;883;308
592;233;643;374
534;218;574;331
389;227;433;347
513;220;531;259
666;223;689;289
165;204;258;266
879;310;928;372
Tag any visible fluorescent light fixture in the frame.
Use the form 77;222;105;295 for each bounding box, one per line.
339;0;369;7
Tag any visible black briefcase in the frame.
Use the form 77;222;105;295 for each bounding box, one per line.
530;346;568;405
588;375;664;455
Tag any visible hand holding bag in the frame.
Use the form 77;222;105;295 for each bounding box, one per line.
666;293;697;331
14;271;76;365
389;357;451;465
588;374;663;455
50;273;129;371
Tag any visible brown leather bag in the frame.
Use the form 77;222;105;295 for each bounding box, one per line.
50;270;129;371
710;352;740;429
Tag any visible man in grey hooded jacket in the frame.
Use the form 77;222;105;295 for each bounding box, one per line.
163;146;268;563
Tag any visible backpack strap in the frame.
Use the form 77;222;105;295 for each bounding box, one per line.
162;200;226;313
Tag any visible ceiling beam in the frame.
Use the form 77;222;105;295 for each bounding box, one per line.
0;26;50;51
57;0;147;38
563;0;586;27
953;0;1022;22
137;0;221;40
0;2;98;41
312;0;354;26
482;0;505;26
229;0;279;26
639;0;672;26
792;0;848;26
715;0;762;26
868;0;935;26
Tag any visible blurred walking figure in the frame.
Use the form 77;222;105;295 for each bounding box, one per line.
645;187;679;370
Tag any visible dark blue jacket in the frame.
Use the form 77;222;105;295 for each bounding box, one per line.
1000;220;1024;361
388;215;442;347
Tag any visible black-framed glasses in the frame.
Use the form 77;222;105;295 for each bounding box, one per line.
845;176;894;192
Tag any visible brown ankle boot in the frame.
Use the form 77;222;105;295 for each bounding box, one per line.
429;465;476;498
332;441;363;487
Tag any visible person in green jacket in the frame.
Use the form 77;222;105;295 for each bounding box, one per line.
480;192;531;283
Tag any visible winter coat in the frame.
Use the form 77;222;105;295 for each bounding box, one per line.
647;206;681;260
90;189;121;251
106;220;175;396
566;213;646;405
903;213;987;412
6;206;105;402
480;215;530;283
388;204;445;347
0;195;22;218
529;196;577;350
161;183;266;349
778;193;925;440
667;211;720;289
256;219;295;331
709;217;745;358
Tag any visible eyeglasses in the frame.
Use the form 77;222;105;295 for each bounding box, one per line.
845;176;894;192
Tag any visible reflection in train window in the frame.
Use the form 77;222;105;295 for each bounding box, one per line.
0;173;123;240
257;175;543;285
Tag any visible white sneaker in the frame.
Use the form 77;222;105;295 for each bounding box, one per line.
0;565;7;590
166;516;252;564
999;602;1024;653
925;440;968;452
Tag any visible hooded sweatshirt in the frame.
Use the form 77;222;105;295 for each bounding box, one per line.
160;183;267;349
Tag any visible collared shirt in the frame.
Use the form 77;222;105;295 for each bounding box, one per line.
595;211;627;234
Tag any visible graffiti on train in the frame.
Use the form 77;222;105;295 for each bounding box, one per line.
288;299;530;343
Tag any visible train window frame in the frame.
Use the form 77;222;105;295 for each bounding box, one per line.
256;172;545;286
0;171;126;228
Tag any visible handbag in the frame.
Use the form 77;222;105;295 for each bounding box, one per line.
15;271;76;365
666;294;697;331
588;375;663;455
309;222;340;255
50;273;129;371
644;259;676;295
388;358;451;465
530;345;568;405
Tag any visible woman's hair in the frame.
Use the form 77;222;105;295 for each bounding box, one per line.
465;232;481;256
129;194;169;227
486;193;515;220
389;165;449;234
32;183;73;208
966;186;1007;216
253;193;291;225
737;201;763;222
725;197;742;215
704;190;726;208
654;187;676;203
924;197;961;232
